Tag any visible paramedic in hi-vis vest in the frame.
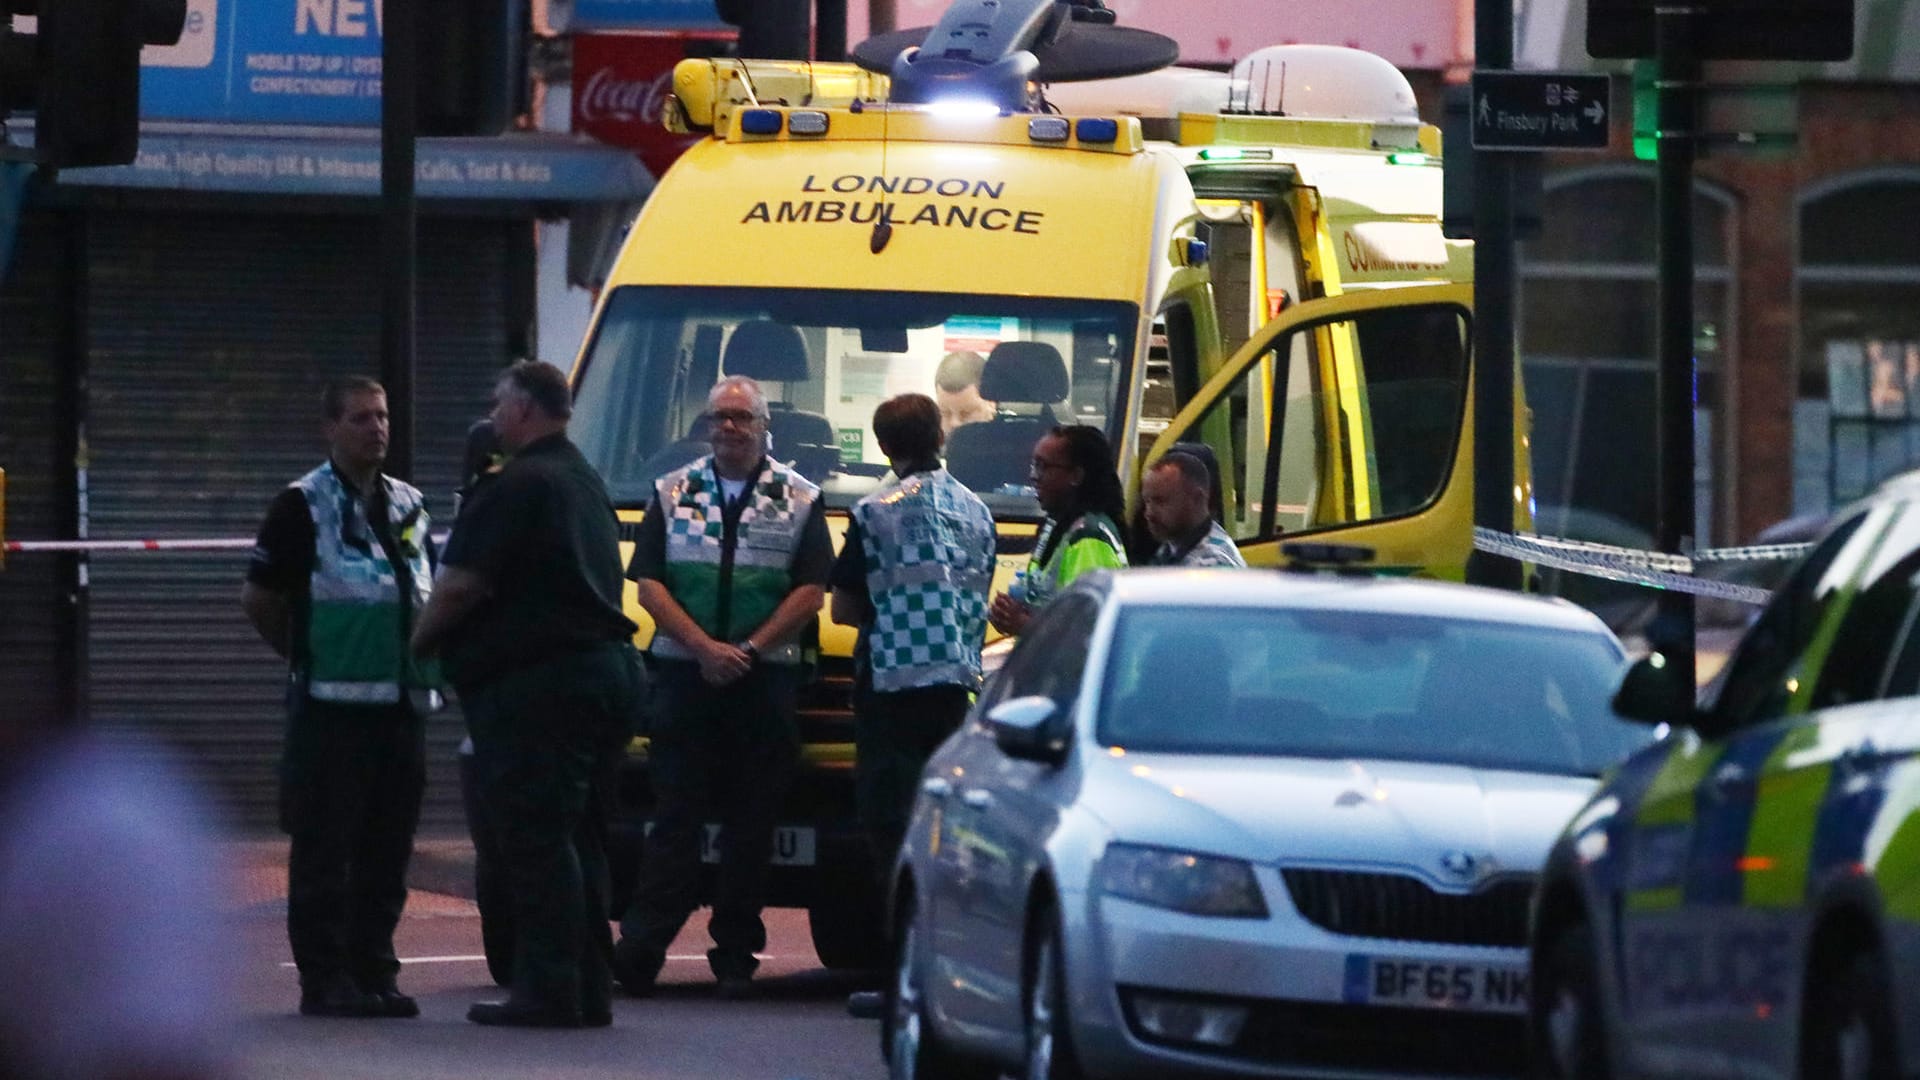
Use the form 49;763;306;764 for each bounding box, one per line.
613;375;835;1001
829;393;996;880
242;376;442;1020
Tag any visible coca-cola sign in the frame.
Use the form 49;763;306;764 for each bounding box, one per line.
573;32;734;178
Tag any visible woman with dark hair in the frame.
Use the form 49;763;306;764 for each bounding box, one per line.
988;424;1128;636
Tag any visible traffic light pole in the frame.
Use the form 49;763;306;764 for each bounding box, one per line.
1466;0;1523;590
381;0;418;482
1654;6;1700;691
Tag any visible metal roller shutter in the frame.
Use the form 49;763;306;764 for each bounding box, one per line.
0;216;69;728
84;208;511;829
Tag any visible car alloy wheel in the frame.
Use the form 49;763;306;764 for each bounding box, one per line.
1024;906;1083;1080
886;893;994;1080
889;918;928;1080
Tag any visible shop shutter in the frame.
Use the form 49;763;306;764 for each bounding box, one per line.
83;208;510;829
0;216;69;728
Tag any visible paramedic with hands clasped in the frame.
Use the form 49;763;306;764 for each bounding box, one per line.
829;393;996;877
612;375;835;1000
411;361;645;1029
988;424;1129;636
241;375;439;1021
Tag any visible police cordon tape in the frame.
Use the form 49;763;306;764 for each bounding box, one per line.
1473;528;1813;605
7;530;1810;606
3;532;453;554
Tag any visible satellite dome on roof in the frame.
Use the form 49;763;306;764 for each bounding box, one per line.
1228;45;1419;124
851;0;1180;112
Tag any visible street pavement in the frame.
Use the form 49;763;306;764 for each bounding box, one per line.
221;830;884;1080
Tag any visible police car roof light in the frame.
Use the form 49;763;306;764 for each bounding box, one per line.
1280;542;1377;574
1075;117;1120;143
740;108;784;136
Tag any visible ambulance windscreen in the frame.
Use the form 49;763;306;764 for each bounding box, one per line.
570;285;1136;518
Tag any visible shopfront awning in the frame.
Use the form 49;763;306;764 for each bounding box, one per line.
18;126;655;203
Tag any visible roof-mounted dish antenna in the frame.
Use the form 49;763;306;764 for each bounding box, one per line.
851;0;1178;113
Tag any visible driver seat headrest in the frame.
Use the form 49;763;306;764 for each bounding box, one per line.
978;341;1069;404
723;321;811;383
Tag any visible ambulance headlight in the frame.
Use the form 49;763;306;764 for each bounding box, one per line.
787;110;830;136
1027;116;1071;143
1075;117;1119;143
740;108;783;135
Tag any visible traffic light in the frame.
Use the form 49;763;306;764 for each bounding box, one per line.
1;0;186;168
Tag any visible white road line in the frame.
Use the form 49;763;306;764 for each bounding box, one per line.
278;953;779;968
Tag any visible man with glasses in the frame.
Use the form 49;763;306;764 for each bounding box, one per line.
612;375;835;1000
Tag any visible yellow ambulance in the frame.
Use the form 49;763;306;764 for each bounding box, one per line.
555;0;1525;971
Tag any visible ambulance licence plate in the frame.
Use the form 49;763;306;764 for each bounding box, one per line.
1342;955;1529;1014
698;824;816;867
641;822;818;867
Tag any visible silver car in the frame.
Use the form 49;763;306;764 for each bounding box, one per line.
883;567;1652;1080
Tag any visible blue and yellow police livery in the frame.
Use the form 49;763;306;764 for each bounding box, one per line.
1529;469;1920;1079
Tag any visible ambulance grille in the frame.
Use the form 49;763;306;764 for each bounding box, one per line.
1280;869;1532;947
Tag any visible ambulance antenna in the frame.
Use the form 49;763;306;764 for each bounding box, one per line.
737;60;764;106
1275;61;1287;116
871;90;895;254
802;59;815;106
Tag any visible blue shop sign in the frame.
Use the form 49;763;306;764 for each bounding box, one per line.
139;0;392;125
571;0;728;30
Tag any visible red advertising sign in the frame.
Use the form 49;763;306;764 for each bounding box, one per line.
572;31;735;179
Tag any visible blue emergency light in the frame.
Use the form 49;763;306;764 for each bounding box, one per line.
740;109;784;136
1075;118;1120;144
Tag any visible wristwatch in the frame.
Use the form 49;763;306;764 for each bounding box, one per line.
737;640;760;664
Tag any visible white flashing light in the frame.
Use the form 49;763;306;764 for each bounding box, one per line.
923;98;1004;119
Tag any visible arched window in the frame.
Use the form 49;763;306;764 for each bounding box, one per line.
1798;171;1920;508
1521;166;1735;551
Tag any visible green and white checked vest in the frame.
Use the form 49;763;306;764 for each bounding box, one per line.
295;462;440;706
853;468;996;693
653;455;819;665
1153;521;1247;568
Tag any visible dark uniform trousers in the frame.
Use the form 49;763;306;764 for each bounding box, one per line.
281;697;426;994
854;682;972;880
463;642;645;1016
620;659;801;979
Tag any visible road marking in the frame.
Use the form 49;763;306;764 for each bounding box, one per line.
279;953;780;968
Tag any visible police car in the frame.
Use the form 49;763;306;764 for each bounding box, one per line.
884;560;1649;1079
1530;471;1920;1079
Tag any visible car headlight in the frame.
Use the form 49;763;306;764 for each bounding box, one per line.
1098;843;1268;918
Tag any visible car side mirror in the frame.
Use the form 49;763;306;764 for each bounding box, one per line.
1613;653;1695;726
986;695;1068;765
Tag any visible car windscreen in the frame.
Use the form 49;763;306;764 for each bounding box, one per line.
1098;605;1649;776
569;286;1137;515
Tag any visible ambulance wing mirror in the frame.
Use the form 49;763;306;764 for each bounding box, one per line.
1612;653;1695;727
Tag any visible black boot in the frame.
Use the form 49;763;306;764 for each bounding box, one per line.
299;974;385;1018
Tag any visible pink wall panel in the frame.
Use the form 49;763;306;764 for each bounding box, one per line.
846;0;1463;70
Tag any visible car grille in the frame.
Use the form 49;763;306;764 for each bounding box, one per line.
1280;868;1533;947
